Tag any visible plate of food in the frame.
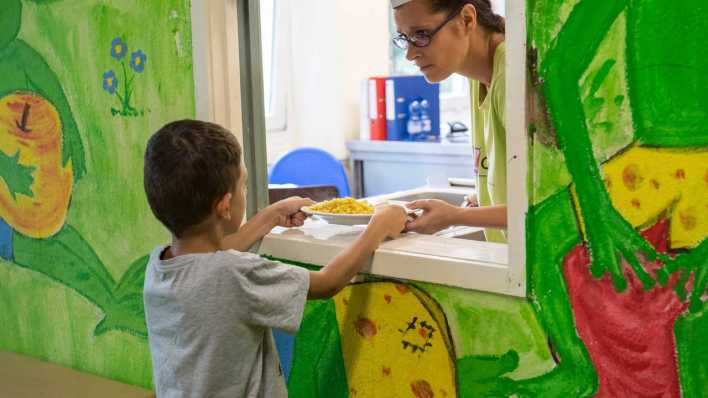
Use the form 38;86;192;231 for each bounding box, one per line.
301;197;375;225
301;198;421;226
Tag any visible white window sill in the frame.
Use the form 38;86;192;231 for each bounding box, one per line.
258;219;522;296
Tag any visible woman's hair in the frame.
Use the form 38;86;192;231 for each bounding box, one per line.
427;0;505;33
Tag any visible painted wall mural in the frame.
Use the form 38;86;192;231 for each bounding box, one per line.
284;276;554;397
524;0;707;396
0;0;194;388
1;0;705;396
103;36;149;117
283;0;707;397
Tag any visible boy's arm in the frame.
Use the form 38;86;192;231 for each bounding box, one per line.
223;197;314;252
222;210;278;252
307;205;407;299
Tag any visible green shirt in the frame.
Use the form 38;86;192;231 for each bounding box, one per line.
470;41;507;243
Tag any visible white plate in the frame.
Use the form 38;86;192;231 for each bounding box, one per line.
301;206;373;226
301;202;421;226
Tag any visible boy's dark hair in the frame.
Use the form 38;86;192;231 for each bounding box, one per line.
144;119;242;237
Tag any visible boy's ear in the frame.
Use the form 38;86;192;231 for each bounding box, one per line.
215;193;233;220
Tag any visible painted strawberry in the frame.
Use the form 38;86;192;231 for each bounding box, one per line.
563;219;691;397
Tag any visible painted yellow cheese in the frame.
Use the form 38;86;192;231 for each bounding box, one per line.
572;146;708;249
334;282;457;397
602;146;708;248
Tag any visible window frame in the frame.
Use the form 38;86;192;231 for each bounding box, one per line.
504;0;528;296
191;0;270;219
260;0;288;132
196;0;528;297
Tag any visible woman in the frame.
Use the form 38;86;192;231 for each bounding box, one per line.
392;0;508;243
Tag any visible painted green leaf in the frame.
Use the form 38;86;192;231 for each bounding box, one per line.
456;350;519;397
0;150;35;200
94;305;147;338
520;190;598;397
112;255;148;303
288;299;349;398
95;254;150;337
675;310;708;397
16;40;86;180
12;225;115;309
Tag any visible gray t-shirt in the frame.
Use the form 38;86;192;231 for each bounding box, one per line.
144;246;310;398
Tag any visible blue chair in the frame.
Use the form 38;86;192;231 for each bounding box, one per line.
269;148;350;376
268;147;350;197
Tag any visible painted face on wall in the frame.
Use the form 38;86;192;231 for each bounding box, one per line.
393;1;469;83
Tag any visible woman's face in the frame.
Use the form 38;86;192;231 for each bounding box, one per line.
394;1;469;83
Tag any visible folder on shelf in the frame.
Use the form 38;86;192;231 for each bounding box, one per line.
368;77;387;140
385;75;440;141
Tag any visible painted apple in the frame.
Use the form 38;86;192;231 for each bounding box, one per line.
0;91;72;238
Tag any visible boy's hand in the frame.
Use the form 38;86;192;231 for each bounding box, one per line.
367;204;408;240
307;204;407;300
268;196;315;228
405;199;461;234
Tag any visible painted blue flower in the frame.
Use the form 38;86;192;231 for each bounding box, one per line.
102;70;118;94
111;37;127;60
130;50;147;73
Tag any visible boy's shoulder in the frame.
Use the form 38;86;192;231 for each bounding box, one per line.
214;249;267;265
212;250;298;279
146;246;266;274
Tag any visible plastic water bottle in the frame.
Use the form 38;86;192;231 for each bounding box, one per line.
407;100;422;138
419;99;432;135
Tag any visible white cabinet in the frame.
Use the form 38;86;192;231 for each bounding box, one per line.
346;140;475;197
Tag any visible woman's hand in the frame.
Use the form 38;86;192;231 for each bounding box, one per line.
268;196;315;228
405;199;462;234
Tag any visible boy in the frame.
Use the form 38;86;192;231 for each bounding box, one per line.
143;120;407;398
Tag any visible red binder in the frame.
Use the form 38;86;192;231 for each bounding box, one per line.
368;77;387;140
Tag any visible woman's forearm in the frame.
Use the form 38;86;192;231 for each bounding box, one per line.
457;204;507;229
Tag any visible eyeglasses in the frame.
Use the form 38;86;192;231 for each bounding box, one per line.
392;5;464;50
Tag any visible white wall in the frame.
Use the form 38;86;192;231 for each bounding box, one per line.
192;0;243;143
266;0;390;162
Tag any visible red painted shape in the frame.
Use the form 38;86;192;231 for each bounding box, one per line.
354;317;377;339
563;219;690;397
410;380;434;398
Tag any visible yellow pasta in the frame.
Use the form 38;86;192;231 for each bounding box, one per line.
310;197;374;215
